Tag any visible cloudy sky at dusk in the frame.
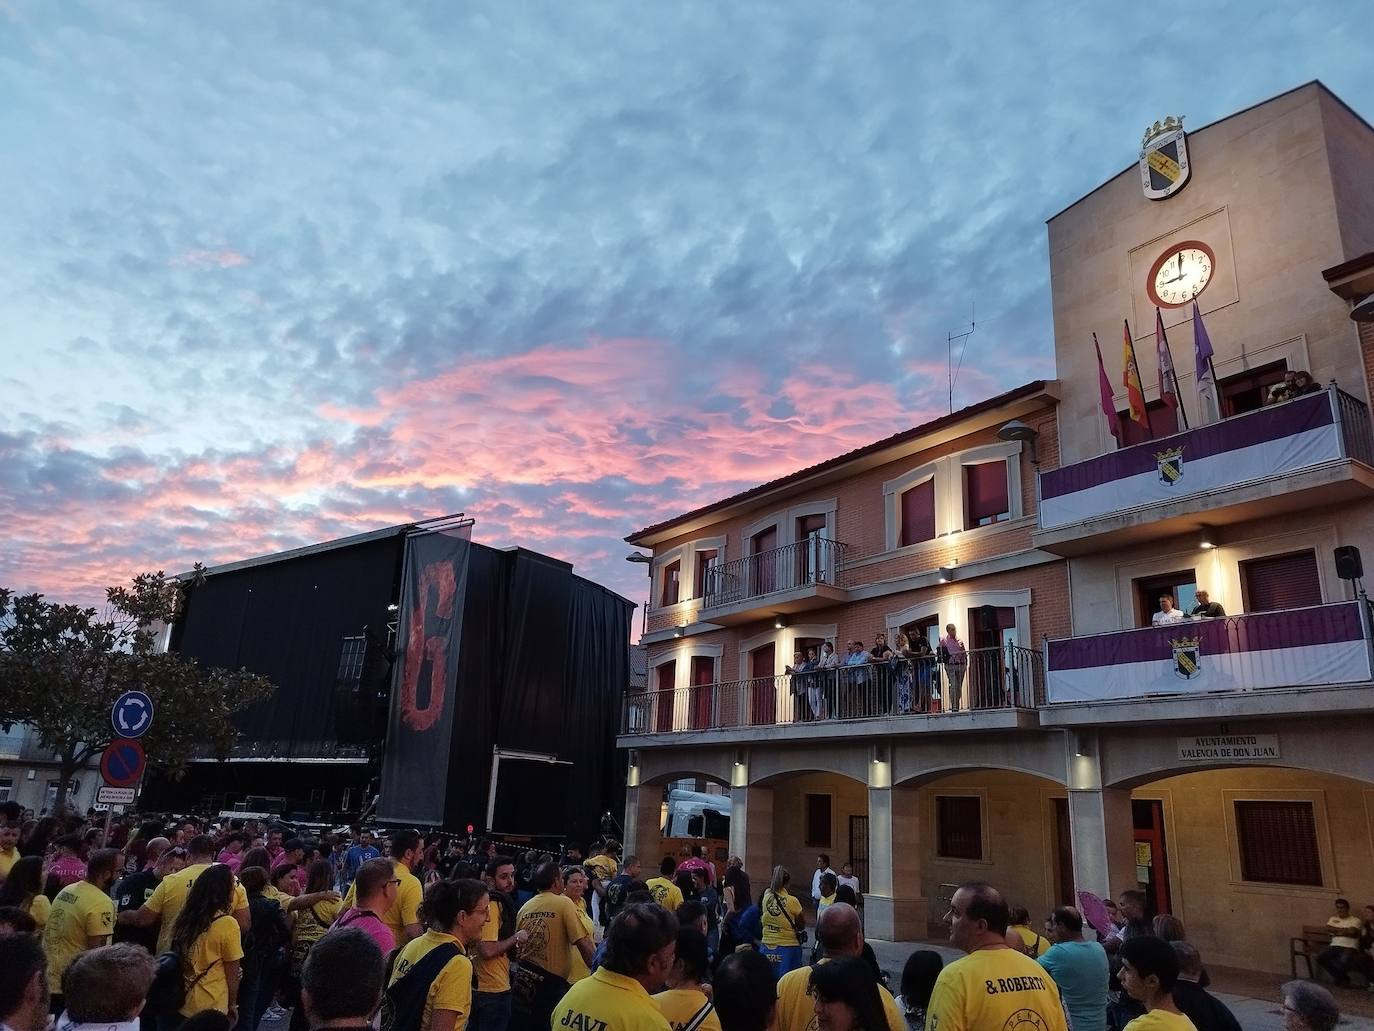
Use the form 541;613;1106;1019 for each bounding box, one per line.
3;2;1372;611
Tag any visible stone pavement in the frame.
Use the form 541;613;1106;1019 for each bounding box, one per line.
866;938;1374;1031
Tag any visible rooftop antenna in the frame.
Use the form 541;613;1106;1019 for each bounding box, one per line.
947;302;976;413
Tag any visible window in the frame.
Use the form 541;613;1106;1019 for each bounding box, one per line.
0;777;11;803
903;615;941;652
694;549;718;600
1220;360;1288;417
1135;569;1197;626
654;661;676;733
1117;400;1180;447
804;793;832;848
1235;800;1321;886
936;795;983;859
44;780;77;811
964;462;1010;528
900;479;936;546
1242;550;1322;613
337;636;367;683
660;560;681;608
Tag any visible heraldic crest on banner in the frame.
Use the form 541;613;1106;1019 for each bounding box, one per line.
1171;635;1201;680
1140;116;1191;200
1155;445;1185;486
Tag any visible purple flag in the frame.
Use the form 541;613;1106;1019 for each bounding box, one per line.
1193;300;1214;384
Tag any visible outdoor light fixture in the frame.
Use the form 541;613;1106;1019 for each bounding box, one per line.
1352;293;1374;324
997;419;1041;465
938;566;954;583
1199;527;1217;550
674;625;685;638
773;614;788;629
1073;731;1088;757
625;552;653;564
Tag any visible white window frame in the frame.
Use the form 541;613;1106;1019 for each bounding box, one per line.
650;536;729;613
885;589;1032;651
647;644;726;731
689;536;727;601
742;499;839;556
882;443;1023;553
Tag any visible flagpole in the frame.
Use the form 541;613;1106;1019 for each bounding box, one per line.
1155;306;1189;431
1125;319;1154;438
1172;367;1190;429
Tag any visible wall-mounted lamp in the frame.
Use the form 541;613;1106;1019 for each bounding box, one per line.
1199;526;1217;550
997;419;1041;465
938;566;954;583
1072;731;1088;757
774;614;788;629
625;552;653;565
674;625;685;638
1352;293;1374;323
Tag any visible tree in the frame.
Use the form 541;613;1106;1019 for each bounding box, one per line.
0;568;275;813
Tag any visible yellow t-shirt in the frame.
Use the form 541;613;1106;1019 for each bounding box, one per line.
760;889;803;946
474;895;509;994
653;987;722;1031
0;845;18;880
390;930;473;1031
925;947;1069;1031
180;914;245;1016
568;905;597;982
345;860;422;943
645;877;684;912
1122;1011;1200;1031
516;890;589;980
28;892;52;932
145;862;249;955
586;855;619;884
42;880;115;992
775;959;905;1031
551;967;672;1031
1012;925;1051;957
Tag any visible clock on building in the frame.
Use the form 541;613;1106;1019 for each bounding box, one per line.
1146;240;1215;308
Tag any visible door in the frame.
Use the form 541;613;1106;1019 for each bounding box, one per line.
655;661;676;733
1132;799;1172;919
849;814;869;889
750;526;778;597
689;656;715;730
1053;797;1075;906
795;513;828;586
968;606;1015;708
749;643;776;725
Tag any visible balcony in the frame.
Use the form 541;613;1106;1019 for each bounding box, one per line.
1033;386;1374;556
1040;601;1374;725
620;646;1044;743
698;537;848;625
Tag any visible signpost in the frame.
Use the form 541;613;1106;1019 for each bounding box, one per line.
112;690;154;738
101;694;154;841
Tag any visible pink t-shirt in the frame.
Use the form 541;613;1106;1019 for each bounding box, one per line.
47;854;87;888
333;906;395;955
217;849;243;872
941;635;967;666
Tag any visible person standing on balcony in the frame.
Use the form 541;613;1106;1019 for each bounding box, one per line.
1189;591;1226;618
938;625;966;711
816;643;839;719
784;651;815;722
841;641;871;718
1151;595;1186;626
892;632;915;714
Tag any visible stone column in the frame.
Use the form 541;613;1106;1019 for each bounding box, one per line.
729;784;774;888
865;753;926;941
1066;735;1137;901
622;784;665;862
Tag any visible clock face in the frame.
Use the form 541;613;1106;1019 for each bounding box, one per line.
1147;240;1215;308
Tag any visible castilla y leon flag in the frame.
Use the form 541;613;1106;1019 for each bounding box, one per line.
1122;319;1149;427
1094;333;1120;442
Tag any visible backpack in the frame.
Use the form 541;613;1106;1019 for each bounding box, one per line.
381;943;461;1031
144;951;219;1018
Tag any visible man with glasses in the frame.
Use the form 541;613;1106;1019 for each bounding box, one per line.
333;857;400;955
111;839;184;954
925;881;1069;1031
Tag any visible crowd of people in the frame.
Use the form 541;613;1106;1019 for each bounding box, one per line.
0;803;1359;1031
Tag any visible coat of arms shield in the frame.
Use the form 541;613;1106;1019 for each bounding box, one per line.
1140;116;1191;201
1171;636;1201;680
1155;446;1184;486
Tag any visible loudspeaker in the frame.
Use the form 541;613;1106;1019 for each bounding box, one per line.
1335;545;1364;580
977;604;999;632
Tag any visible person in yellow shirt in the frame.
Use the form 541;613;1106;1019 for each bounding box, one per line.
585;843;620;925
514;863;594;1031
118;835;249;954
473;855;529;1031
925;882;1069;1031
652;926;720;1031
289;859;345;977
42;847;118;1011
775;904;903;1031
171;864;244;1021
1008;906;1051;958
0;822;20;882
343;828;426;945
759;866;806;979
564;867;598;983
646;858;685;912
0;856;50;932
1117;936;1198;1031
809;958;893;1031
388;878;489;1031
550;903;676;1031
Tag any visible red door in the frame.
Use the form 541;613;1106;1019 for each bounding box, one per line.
751;527;778;597
655;662;676;732
750;643;776;725
968;606;1015;708
1132;799;1172;918
689;656;715;729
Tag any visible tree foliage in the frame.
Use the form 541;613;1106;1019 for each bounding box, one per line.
0;567;275;812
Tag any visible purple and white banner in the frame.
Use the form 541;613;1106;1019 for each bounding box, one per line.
1046;602;1370;703
1039;391;1340;530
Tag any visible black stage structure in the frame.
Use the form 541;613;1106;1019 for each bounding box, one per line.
147;515;633;846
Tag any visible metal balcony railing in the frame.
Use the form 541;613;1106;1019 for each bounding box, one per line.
701;536;847;609
622;645;1043;734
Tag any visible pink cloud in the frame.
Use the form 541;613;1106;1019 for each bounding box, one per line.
170;248;251;269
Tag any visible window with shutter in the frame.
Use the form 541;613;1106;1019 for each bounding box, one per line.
900;478;936;546
1241;551;1322;612
936;795;983;859
654;661;676;733
1235;800;1322;886
694;549;718;599
964;462;1010;528
660;560;681;607
804;793;832;848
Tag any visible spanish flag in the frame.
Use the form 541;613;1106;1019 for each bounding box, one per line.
1123;318;1149;430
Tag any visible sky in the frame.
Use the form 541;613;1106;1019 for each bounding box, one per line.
2;2;1372;614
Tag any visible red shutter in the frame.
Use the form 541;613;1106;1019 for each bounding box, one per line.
654;661;676;733
965;461;1009;528
1242;551;1322;612
660;560;681;607
1235;801;1321;886
900;479;936;547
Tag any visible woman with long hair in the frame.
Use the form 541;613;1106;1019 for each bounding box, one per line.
562;867;597;983
759;866;805;978
810;957;888;1031
170;864;244;1022
653;927;720;1031
0;855;50;931
20;816;58;859
896;950;943;1031
285;859;343;1031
